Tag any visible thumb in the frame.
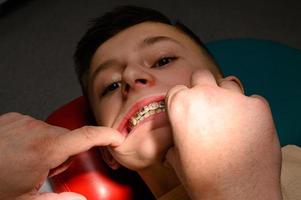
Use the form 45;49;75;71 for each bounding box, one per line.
48;126;125;170
218;76;244;94
164;147;186;184
36;192;86;200
191;69;217;87
164;147;177;169
18;192;86;200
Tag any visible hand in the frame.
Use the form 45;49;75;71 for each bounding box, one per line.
0;112;124;200
165;69;282;199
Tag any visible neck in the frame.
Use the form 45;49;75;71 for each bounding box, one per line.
137;162;181;198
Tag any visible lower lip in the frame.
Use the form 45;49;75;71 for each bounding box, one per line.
125;112;168;135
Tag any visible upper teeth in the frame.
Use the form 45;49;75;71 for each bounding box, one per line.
129;100;165;128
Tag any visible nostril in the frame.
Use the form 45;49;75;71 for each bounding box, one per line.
125;84;130;91
123;83;130;94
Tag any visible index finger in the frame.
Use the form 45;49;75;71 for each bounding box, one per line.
191;69;217;87
54;126;125;160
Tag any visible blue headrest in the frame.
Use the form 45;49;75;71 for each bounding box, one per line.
207;39;301;147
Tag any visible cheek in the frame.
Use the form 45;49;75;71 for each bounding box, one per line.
162;67;193;87
94;97;122;126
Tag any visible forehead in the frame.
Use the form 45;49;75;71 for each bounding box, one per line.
90;22;203;66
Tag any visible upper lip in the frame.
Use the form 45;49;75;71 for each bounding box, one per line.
116;94;166;134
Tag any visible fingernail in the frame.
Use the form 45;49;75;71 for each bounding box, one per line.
71;195;87;200
72;198;86;200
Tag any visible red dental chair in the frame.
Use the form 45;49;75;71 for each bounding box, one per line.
46;96;154;200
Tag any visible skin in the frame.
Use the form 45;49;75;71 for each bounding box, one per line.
0;21;282;200
86;21;281;199
86;21;224;197
165;70;282;199
0;113;124;200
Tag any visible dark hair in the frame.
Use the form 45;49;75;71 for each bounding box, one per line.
74;5;218;93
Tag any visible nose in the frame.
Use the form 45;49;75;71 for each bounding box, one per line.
121;64;155;97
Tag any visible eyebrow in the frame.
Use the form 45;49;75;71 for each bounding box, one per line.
90;36;182;88
140;35;184;48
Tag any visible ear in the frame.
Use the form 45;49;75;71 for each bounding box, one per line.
218;75;244;94
100;148;121;170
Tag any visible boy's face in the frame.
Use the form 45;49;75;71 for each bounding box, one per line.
87;22;221;170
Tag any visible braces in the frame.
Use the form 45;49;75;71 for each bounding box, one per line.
129;100;165;127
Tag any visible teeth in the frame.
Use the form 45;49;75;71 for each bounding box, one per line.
150;102;159;109
130;118;138;126
143;106;149;112
128;100;166;129
144;112;150;118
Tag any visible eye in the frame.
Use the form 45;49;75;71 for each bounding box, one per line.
153;56;177;68
101;81;121;96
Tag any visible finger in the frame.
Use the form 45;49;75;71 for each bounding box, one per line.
164;147;176;169
219;76;244;94
165;84;188;109
191;69;217;87
54;126;125;160
164;147;183;179
33;192;86;200
48;157;73;178
0;112;23;126
250;94;270;106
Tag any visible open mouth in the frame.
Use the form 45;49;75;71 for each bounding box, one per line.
117;96;166;135
127;100;165;132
